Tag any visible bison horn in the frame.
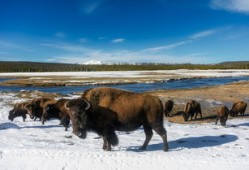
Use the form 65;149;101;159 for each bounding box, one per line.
65;101;70;110
83;99;91;111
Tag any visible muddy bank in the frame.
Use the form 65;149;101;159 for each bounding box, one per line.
1;70;249;87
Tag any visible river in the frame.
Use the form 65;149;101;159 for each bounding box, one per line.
1;76;249;95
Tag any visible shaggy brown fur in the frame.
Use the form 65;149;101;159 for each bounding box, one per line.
67;87;169;151
43;99;70;131
165;100;174;117
230;101;247;117
8;101;31;122
26;98;57;121
182;100;202;122
216;105;229;126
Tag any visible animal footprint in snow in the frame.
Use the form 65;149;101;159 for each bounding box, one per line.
220;134;226;138
64;135;73;138
177;140;186;144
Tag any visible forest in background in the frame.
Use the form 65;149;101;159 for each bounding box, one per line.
0;61;249;72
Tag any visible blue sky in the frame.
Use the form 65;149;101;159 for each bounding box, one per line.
0;0;249;64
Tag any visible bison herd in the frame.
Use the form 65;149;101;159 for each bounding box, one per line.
8;87;248;151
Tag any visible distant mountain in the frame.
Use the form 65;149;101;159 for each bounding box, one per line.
81;60;103;65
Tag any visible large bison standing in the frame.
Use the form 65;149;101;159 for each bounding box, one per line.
66;87;169;152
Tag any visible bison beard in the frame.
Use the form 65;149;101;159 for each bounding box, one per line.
66;87;169;152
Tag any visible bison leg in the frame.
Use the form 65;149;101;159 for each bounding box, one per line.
102;138;110;151
22;114;26;122
215;116;219;125
140;125;153;150
102;129;118;151
153;125;169;152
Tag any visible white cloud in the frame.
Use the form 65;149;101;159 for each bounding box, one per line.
142;40;192;52
189;30;216;39
79;0;106;14
42;28;217;64
112;38;125;43
211;0;249;14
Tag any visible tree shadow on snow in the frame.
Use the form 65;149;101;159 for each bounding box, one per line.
126;134;238;152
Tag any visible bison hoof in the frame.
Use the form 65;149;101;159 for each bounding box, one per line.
163;146;169;152
139;146;147;151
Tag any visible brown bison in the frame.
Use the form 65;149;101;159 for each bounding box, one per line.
230;101;247;117
215;105;229;126
165;100;174;117
66;87;169;152
43;99;70;131
26;98;57;122
8;101;31;122
181;100;202;122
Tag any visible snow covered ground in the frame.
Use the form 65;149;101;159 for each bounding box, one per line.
0;92;249;170
1;69;249;78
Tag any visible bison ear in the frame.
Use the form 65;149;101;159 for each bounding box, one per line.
82;99;91;111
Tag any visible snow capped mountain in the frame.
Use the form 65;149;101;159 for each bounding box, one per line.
81;60;104;65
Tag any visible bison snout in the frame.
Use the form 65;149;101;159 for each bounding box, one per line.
73;129;87;139
8;116;14;121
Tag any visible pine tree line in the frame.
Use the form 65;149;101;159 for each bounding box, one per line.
0;61;249;72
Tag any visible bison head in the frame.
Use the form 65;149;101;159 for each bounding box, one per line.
229;110;237;117
43;104;58;121
26;100;43;119
182;112;190;122
66;98;91;139
220;117;226;126
8;109;15;121
8;108;27;121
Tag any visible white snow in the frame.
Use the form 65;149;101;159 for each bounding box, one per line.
0;92;249;170
1;69;249;78
80;60;104;65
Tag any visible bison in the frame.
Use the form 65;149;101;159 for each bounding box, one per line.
230;101;247;117
66;87;169;152
164;100;174;117
215;105;229;126
26;98;57;122
43;98;70;131
8;101;31;122
181;100;202;122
